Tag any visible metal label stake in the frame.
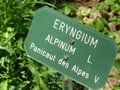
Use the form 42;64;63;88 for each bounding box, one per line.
62;76;73;90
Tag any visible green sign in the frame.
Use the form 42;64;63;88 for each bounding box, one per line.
24;6;118;89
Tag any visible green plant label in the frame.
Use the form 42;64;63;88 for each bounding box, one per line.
24;6;118;89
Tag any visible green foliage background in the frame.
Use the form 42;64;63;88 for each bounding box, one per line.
0;0;120;90
0;0;61;90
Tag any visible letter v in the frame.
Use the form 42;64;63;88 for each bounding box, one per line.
95;76;100;83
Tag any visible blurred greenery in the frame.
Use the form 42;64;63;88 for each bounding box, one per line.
0;0;61;90
0;0;120;90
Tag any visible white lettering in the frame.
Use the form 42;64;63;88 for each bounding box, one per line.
54;38;59;45
29;43;56;61
45;34;51;42
65;24;71;33
45;34;76;55
84;34;91;44
42;51;46;56
76;30;82;40
90;37;98;48
53;19;99;49
30;43;35;49
95;76;100;83
71;65;77;72
71;65;89;79
53;19;60;29
69;46;76;55
87;55;92;64
59;22;65;32
69;27;76;38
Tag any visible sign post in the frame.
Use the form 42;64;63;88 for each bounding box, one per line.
62;76;73;90
24;6;118;89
